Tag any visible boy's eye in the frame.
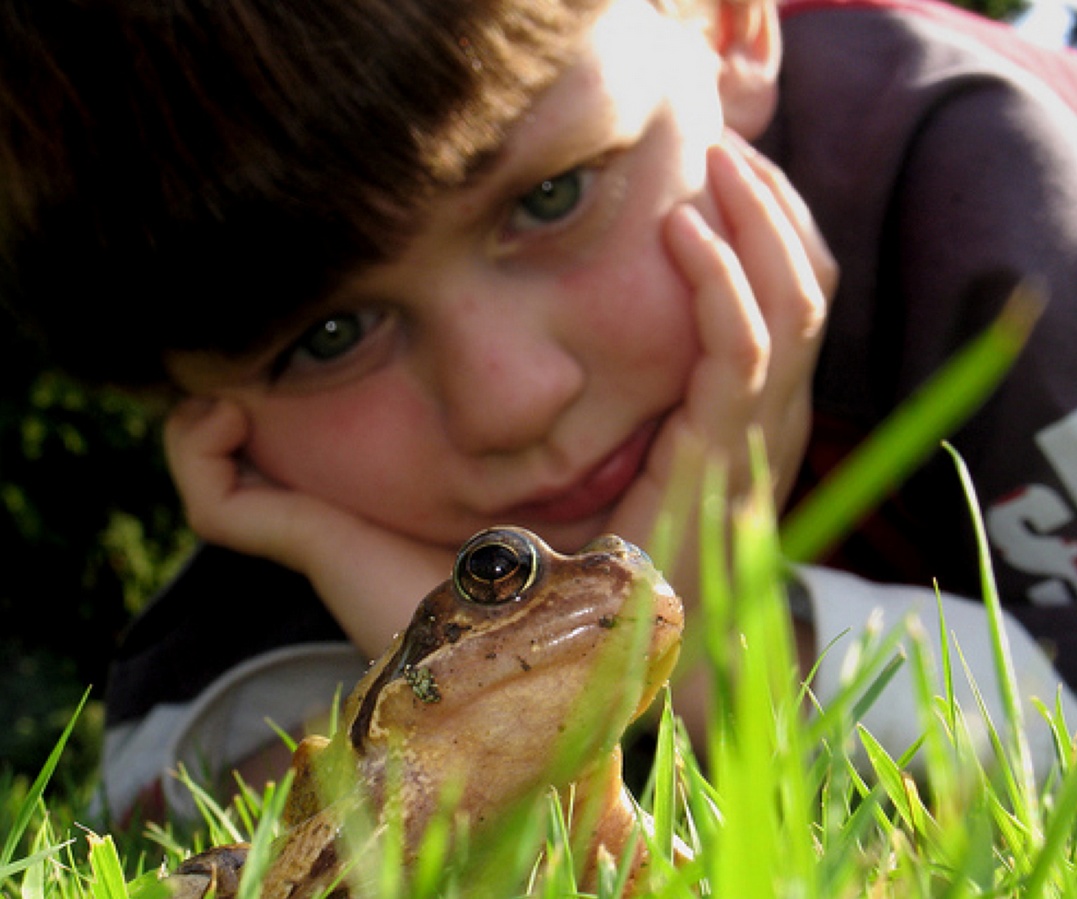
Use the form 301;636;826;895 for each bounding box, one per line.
272;309;386;380
509;168;595;233
300;314;364;361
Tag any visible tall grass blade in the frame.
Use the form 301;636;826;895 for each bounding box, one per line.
1;688;90;868
649;690;678;865
171;766;245;846
697;439;819;899
235;771;292;899
17;831;48;899
943;442;1038;822
0;841;75;883
87;834;129;899
1023;761;1077;899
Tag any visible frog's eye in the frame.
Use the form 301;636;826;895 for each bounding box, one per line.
454;529;540;604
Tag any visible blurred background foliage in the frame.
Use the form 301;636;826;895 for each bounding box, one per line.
0;319;193;790
0;0;1035;799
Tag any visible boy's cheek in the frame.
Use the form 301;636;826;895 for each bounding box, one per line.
234;388;391;493
559;235;700;377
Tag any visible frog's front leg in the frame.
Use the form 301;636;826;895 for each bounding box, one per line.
571;746;694;896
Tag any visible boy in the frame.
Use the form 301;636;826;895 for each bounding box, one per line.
2;0;1076;820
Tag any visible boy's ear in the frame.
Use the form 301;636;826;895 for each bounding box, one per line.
709;1;782;139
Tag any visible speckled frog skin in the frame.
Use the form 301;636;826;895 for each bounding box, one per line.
166;527;684;898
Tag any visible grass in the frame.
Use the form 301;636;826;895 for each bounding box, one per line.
2;284;1073;897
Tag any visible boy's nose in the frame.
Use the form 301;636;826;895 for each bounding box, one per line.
424;292;585;455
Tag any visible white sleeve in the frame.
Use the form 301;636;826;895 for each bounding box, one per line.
98;642;368;822
797;564;1077;778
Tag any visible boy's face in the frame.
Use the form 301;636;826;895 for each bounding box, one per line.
167;0;728;554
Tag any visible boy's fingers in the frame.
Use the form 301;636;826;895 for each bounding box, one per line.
659;205;775;502
164;397;292;554
727;132;839;309
704;140;830;346
164;397;331;560
663;202;770;392
662;198;814;505
164;398;249;509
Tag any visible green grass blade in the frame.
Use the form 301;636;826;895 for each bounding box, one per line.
233;771;292;899
17;841;48;899
1023;761;1077;899
1031;692;1072;775
649;691;678;865
1;688;90;867
0;840;74;882
701;442;820;899
172;765;245;846
87;834;129;899
407;782;457;899
943;442;1039;821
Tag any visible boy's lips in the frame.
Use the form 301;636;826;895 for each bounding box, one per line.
500;421;659;525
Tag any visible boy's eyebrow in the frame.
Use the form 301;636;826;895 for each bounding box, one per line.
459;143;510;187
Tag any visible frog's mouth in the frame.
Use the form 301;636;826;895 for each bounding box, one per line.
349;609;453;749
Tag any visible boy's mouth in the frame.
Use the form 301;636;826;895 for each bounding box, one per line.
500;420;659;526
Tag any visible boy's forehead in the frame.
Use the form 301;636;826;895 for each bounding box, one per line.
417;3;673;217
448;0;682;185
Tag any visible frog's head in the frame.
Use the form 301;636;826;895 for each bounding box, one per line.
289;527;683;850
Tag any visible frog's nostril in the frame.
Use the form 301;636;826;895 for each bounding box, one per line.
454;528;541;604
582;534;628;554
581;534;651;565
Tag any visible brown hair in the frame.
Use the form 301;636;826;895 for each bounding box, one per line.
0;0;607;386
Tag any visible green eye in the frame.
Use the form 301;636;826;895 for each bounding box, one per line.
270;308;391;383
512;168;590;230
298;314;363;361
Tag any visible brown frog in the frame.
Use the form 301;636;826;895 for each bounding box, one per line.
166;527;684;898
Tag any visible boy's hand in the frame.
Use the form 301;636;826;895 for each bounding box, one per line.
164;399;455;657
611;133;835;598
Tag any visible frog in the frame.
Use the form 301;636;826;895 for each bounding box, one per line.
165;526;684;898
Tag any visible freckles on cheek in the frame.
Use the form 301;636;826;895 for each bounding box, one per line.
243;415;348;493
559;250;699;372
243;390;428;500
